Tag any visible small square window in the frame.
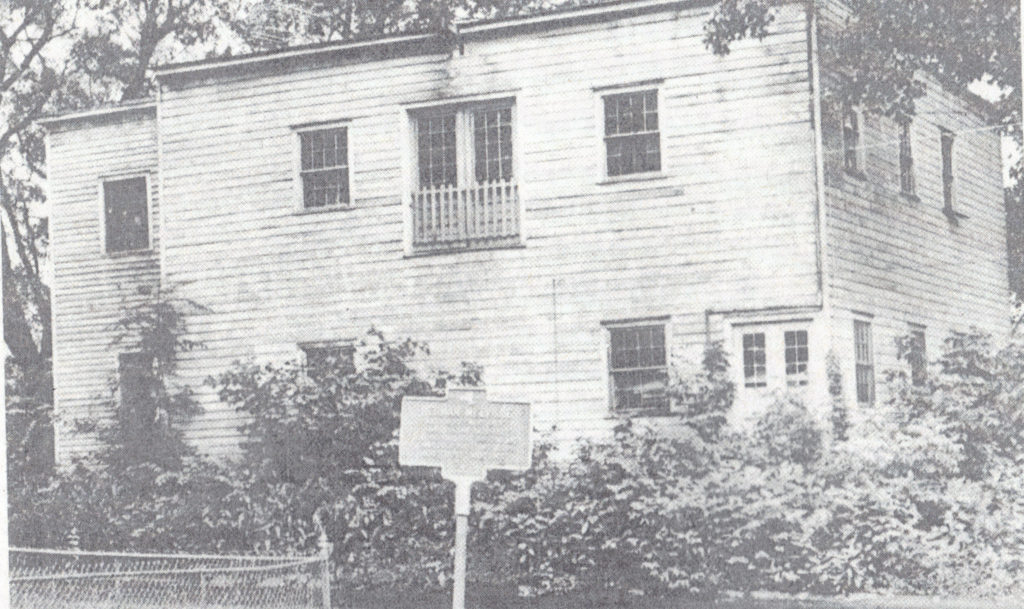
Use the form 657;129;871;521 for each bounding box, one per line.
608;324;668;412
784;330;809;387
299;127;349;208
742;332;767;388
103;177;150;253
603;90;661;177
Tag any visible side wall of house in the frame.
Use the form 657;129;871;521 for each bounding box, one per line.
822;82;1010;411
47;111;161;462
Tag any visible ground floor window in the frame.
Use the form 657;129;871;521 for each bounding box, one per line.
299;341;355;376
607;323;668;412
854;320;875;405
732;321;812;394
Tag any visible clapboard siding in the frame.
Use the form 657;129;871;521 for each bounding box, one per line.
822;72;1010;410
129;3;820;455
47;110;160;461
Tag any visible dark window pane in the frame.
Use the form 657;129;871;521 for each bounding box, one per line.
742;332;767;388
909;329;927;387
603;90;660;176
302;169;349;208
118;352;155;433
301;344;355;375
418;114;457;187
104;177;149;253
899;121;915;195
474;107;514;183
854;321;874;404
941;129;955;209
300;128;349;208
784;330;809;386
843;109;859;172
609;325;668;411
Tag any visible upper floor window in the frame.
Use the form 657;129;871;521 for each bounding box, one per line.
103;176;150;253
608;323;668;412
899;120;915;196
742;332;767;388
409;100;520;253
603;89;660;177
784;330;809;387
299;127;350;209
842;107;862;174
940;128;955;211
415;101;515;188
854;320;874;405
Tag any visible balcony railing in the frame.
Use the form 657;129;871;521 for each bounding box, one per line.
411;181;520;252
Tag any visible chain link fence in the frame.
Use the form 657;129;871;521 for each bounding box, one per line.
10;542;331;609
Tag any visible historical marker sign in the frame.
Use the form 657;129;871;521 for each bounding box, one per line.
399;386;532;609
399;387;531;480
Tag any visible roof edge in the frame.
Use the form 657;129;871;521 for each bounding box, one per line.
39;100;157;130
154;0;697;82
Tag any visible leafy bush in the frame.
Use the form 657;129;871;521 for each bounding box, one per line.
11;322;1024;601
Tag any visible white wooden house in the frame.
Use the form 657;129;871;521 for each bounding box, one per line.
41;0;1010;461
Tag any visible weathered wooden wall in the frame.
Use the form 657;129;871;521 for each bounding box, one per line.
821;77;1010;409
47;108;161;460
150;3;819;455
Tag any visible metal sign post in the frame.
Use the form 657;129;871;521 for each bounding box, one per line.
399;387;531;609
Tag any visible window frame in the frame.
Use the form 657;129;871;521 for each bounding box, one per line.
292;120;355;213
116;351;155;427
783;329;810;388
730;318;814;395
408;96;518;191
98;172;153;256
741;331;768;388
298;340;356;374
854;319;875;406
907;323;927;387
594;82;666;183
603;318;671;414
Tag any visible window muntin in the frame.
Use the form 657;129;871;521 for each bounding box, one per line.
940;128;955;210
473;107;514;183
300;127;350;208
784;330;809;387
842;108;860;173
603;90;660;177
609;324;668;412
854;320;874;405
742;332;767;388
899;120;915;196
417;114;458;188
103;177;150;253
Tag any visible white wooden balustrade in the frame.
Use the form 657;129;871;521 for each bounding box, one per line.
411;181;520;252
